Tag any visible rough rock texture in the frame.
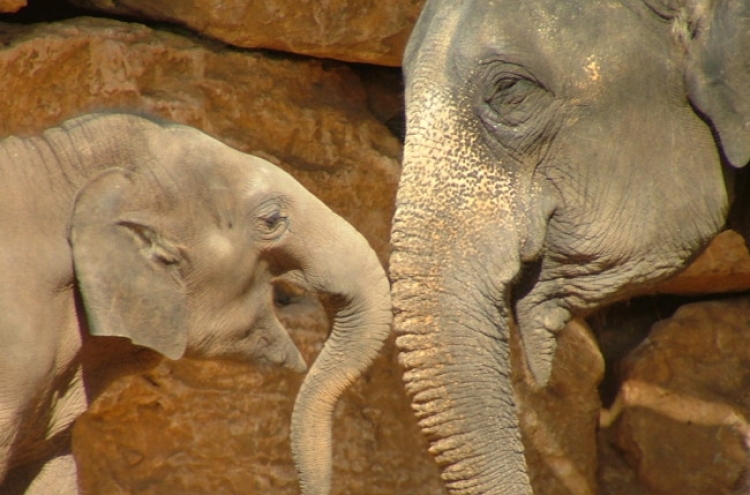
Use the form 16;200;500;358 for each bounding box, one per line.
71;0;425;66
603;296;750;495
0;16;444;495
75;298;443;495
652;230;750;295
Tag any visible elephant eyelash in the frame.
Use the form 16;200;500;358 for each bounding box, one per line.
484;77;543;125
255;201;290;240
492;76;524;93
258;212;288;231
474;70;561;161
260;210;286;228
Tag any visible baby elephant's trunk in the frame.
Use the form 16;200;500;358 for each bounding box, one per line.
287;195;392;495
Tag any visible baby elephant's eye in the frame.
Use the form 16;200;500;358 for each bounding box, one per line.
261;210;284;228
256;205;289;240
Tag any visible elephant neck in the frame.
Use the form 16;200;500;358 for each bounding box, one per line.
0;115;161;295
1;115;160;212
40;116;151;193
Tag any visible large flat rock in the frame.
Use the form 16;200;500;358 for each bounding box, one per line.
71;0;425;66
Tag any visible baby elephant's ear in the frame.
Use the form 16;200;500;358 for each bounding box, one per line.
69;169;188;360
685;0;750;168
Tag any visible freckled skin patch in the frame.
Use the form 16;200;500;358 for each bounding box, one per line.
584;55;601;81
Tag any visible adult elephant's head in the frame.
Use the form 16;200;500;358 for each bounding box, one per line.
64;114;391;494
390;0;749;493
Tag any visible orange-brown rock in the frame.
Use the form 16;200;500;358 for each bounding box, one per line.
0;0;24;13
75;298;446;495
604;296;750;495
0;16;445;495
70;0;425;66
651;230;750;295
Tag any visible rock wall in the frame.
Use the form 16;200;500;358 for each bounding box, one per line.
605;297;750;495
2;2;750;495
69;0;424;66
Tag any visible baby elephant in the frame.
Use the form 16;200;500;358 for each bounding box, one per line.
0;113;392;494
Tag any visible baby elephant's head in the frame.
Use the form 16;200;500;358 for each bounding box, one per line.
64;113;391;495
67;114;390;380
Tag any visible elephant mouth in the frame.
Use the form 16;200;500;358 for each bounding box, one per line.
255;347;308;373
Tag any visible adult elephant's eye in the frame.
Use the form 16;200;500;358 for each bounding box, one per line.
476;66;559;156
485;76;541;127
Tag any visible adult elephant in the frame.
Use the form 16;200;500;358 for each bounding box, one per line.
0;113;391;494
390;0;749;494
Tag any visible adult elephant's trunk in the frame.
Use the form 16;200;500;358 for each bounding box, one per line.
286;191;392;495
388;70;535;492
390;211;532;495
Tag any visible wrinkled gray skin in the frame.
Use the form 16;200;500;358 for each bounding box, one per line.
390;0;749;493
0;113;392;495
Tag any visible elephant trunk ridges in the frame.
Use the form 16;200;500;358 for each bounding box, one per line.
390;82;533;494
391;228;531;495
289;200;392;495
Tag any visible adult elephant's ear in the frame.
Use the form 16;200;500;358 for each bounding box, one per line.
685;0;750;168
69;168;188;360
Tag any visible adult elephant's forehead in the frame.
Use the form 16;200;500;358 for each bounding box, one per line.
407;0;558;82
410;0;648;89
406;0;516;78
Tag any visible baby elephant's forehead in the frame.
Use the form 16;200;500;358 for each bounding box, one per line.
234;155;276;192
225;154;298;209
159;127;298;208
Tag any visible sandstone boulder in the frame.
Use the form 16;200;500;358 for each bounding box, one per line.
652;230;750;296
75;297;446;495
71;0;425;66
604;296;750;495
